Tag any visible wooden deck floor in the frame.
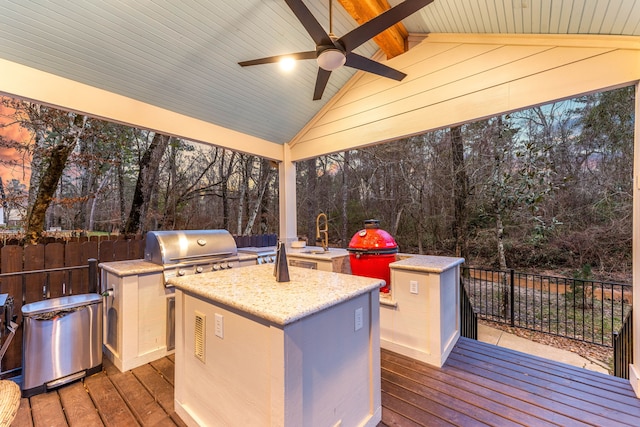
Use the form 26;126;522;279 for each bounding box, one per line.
11;355;185;427
9;337;640;426
380;337;640;426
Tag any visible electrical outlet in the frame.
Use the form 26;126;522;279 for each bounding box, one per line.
354;307;363;331
214;313;224;339
410;280;419;294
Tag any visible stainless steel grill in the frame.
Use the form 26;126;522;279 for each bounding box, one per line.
238;246;277;265
145;230;248;286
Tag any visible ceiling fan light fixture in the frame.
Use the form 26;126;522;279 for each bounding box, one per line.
279;57;296;72
317;48;346;71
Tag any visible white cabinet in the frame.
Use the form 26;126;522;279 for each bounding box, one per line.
381;255;464;367
100;260;174;372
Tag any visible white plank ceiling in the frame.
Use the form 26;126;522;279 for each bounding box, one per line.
0;0;639;146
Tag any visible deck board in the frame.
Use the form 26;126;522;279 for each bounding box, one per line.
150;357;175;387
108;371;174;426
57;381;103;426
11;399;32;427
84;372;139;426
380;337;640;427
10;337;640;427
29;392;66;427
457;339;635;398
448;346;640;420
453;339;640;421
382;352;568;426
131;363;186;426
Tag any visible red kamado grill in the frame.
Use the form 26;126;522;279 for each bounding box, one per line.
347;219;398;293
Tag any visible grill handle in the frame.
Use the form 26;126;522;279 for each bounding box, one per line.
168;252;234;262
346;247;398;256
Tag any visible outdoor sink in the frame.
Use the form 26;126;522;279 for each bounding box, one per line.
300;250;329;255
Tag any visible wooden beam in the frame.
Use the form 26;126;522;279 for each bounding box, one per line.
337;0;408;59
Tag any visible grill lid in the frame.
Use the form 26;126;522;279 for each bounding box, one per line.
145;230;238;266
347;219;398;255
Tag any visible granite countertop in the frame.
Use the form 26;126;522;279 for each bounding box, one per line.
285;246;350;260
168;264;382;326
390;254;465;273
99;259;163;275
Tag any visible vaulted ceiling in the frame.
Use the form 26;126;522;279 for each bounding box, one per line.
1;1;639;159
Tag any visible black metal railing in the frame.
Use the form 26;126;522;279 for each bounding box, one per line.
614;309;633;379
462;266;632;347
460;276;478;339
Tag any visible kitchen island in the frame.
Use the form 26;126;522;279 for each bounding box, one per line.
168;264;382;427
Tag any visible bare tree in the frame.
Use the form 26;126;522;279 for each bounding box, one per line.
17;105;90;243
450;125;469;259
123;132;170;234
235;154;252;235
3;178;27;225
244;159;276;235
340;151;350;247
304;158;318;242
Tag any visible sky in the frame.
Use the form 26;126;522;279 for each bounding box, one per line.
0;105;31;187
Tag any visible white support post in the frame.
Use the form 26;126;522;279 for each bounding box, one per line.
630;82;640;398
278;143;297;244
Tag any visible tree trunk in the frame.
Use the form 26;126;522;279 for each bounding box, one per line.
258;158;272;234
450;125;469;259
117;159;126;230
496;212;510;318
25;114;88;244
496;214;507;270
218;149;236;231
493;116;509;318
160;142;179;229
236;156;250;235
244;162;274;235
123;132;170;235
393;208;403;237
78;136;92;230
341;151;350;247
88;169;112;231
305;159;317;243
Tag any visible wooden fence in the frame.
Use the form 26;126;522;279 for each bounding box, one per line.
0;235;145;375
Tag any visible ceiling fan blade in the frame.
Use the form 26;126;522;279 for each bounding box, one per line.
345;53;406;81
238;51;317;67
313;68;332;100
339;0;434;52
284;0;334;46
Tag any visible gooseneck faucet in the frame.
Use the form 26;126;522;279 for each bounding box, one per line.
316;213;329;252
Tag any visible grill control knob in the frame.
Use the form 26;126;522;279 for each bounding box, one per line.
213;264;220;271
227;263;233;269
178;269;186;276
195;266;204;273
221;262;229;269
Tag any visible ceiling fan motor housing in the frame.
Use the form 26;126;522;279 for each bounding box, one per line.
317;46;346;71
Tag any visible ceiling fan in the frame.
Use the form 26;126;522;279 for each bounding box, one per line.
238;0;434;100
